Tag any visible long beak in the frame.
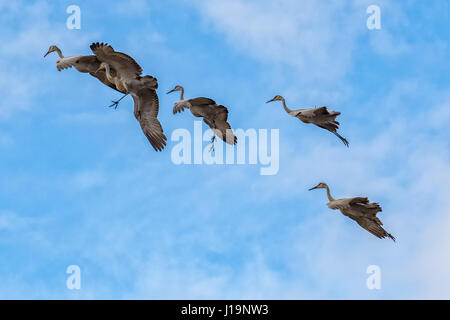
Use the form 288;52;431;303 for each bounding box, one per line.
266;98;275;103
44;51;51;58
308;186;318;191
166;89;176;94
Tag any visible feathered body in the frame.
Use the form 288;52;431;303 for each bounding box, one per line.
89;42;166;152
44;45;125;93
267;95;349;147
310;183;395;241
168;87;237;145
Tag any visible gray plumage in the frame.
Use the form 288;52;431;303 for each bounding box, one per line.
90;42;142;93
132;87;166;152
167;85;237;145
91;42;166;152
309;182;395;241
266;95;349;147
44;45;125;93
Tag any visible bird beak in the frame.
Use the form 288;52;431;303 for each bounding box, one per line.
44;50;51;58
308;186;318;191
266;98;275;103
166;89;176;94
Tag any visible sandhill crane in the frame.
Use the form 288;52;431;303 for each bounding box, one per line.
44;45;127;108
167;85;237;150
92;43;166;151
309;182;395;241
266;95;349;147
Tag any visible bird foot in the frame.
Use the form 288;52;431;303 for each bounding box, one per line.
108;100;120;110
107;94;128;110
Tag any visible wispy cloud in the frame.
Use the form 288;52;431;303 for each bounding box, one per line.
191;0;364;82
0;0;100;119
0;0;449;300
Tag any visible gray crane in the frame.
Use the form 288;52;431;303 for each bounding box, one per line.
309;182;395;241
91;42;166;152
266;95;349;147
167;85;237;150
44;45;127;108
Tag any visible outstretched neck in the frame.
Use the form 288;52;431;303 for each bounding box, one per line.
325;185;335;202
179;88;184;100
55;47;63;59
281;98;293;114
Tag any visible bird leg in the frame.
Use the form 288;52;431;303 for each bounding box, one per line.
208;120;218;153
209;135;216;153
108;93;128;109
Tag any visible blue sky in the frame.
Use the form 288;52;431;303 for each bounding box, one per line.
0;0;449;299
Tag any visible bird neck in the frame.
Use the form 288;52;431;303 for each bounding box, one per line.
54;47;64;59
103;64;113;81
179;88;184;100
325;185;335;202
281;98;293;114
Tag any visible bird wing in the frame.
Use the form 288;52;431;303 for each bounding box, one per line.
55;55;123;93
353;200;383;216
203;118;214;128
56;55;96;72
313;106;330;115
301;107;327;117
56;56;82;71
298;106;339;118
314;106;341;118
214;105;229;121
139;75;158;90
328;197;379;210
90;42;143;79
351;216;395;241
133;87;167;152
300;106;348;146
173;101;191;114
213;119;237;145
189;97;217;106
202;106;237;145
214;105;236;145
350;197;369;205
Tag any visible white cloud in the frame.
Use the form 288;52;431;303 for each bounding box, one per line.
369;29;411;56
0;0;100;119
0;210;50;249
430;100;450;130
0;0;449;300
0;211;30;230
190;0;376;83
71;170;106;190
1;87;449;299
109;0;151;16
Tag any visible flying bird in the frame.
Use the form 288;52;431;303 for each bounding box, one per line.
309;182;395;241
92;42;166;152
167;85;237;150
44;45;128;107
266;95;349;147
